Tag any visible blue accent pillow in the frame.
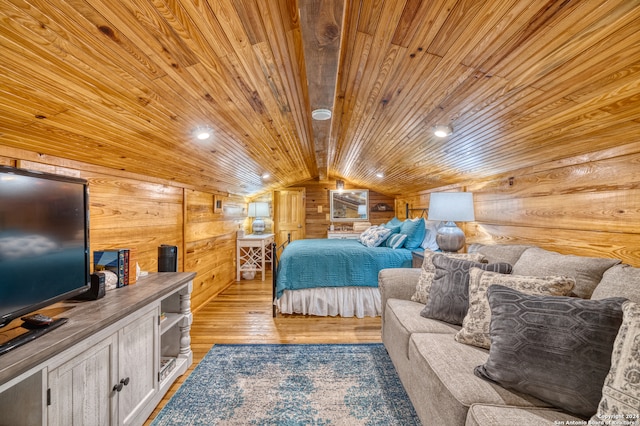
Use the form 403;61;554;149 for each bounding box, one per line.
385;233;407;249
400;218;426;249
387;217;403;227
382;222;402;235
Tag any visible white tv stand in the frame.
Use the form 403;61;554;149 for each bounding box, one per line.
0;272;194;426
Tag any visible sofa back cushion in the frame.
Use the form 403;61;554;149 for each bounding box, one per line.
468;243;534;266
512;247;620;299
591;264;640;303
420;255;512;325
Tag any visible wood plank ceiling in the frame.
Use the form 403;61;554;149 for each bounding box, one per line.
0;0;639;197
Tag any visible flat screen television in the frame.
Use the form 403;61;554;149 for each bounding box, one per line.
0;165;90;329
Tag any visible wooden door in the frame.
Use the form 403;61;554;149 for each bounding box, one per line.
274;188;306;247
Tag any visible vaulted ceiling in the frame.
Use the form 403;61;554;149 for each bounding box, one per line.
1;0;639;197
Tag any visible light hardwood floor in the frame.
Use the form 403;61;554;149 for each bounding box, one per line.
145;272;382;424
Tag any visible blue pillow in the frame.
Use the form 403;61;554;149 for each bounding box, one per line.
385;233;407;249
387;217;403;227
382;222;401;235
400;218;426;249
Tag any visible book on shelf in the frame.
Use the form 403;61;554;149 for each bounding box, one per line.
127;248;137;284
94;248;136;287
159;357;176;381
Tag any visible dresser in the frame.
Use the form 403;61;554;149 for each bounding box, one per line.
327;231;361;240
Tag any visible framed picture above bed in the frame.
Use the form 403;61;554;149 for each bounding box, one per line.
330;189;369;222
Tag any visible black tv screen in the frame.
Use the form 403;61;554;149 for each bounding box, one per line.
0;166;90;328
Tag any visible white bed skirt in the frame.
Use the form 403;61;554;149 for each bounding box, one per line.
274;286;382;318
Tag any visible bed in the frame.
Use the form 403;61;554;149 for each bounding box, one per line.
272;238;415;318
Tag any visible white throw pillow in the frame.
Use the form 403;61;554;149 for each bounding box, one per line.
359;226;391;247
420;220;442;251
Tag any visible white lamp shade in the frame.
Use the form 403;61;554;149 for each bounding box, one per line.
248;202;269;217
247;202;257;217
428;192;475;222
254;202;270;217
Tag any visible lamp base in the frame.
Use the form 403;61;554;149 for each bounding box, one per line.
436;221;466;252
252;218;265;234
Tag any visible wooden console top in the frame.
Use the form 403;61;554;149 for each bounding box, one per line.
0;272;196;386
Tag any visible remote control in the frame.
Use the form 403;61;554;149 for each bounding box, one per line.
21;313;54;327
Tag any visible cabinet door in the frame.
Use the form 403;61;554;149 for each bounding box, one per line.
48;334;117;426
117;307;159;426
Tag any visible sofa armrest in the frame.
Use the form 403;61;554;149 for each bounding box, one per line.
378;268;421;320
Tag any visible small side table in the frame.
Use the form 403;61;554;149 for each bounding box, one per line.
237;233;275;281
412;250;425;268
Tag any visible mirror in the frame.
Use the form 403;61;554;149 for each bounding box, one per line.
330;189;369;222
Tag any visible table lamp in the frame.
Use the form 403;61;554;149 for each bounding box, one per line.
427;192;474;252
248;202;269;234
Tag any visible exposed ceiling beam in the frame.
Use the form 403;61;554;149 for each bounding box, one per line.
299;0;345;181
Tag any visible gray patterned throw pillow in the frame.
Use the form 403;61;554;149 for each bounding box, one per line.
420;255;512;325
455;268;575;349
475;285;626;418
411;251;485;305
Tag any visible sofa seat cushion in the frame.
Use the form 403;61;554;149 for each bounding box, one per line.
406;333;551;426
383;299;459;358
465;404;584;426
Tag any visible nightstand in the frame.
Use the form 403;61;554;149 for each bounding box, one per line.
236;233;274;281
412;250;425;268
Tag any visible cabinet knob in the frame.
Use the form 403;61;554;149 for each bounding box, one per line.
113;377;130;392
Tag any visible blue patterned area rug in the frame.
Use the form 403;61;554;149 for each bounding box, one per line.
151;343;420;425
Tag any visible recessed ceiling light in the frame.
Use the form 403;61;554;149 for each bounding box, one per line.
261;172;270;179
376;172;384;178
193;126;213;140
433;124;453;138
312;109;332;121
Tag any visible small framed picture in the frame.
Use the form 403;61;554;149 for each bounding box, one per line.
214;195;223;213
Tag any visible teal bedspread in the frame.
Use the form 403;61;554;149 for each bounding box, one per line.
275;239;413;298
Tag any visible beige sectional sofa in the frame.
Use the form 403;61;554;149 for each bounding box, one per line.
379;244;640;426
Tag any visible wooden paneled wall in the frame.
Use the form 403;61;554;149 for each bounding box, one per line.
302;179;395;239
0;147;244;311
399;144;640;267
184;190;245;309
